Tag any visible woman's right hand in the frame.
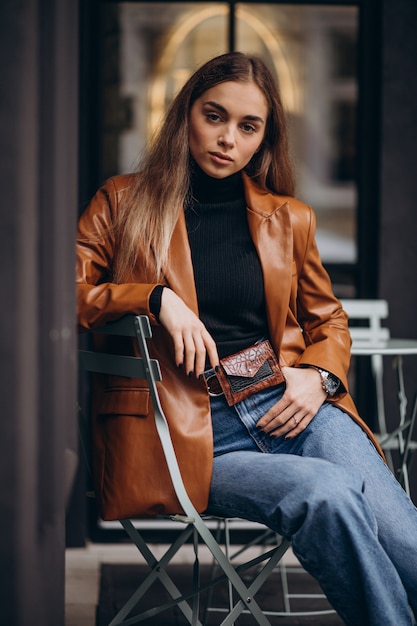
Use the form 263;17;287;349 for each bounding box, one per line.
158;288;219;378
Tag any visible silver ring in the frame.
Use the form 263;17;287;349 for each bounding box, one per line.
293;416;299;426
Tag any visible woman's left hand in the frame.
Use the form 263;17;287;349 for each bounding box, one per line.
256;367;327;438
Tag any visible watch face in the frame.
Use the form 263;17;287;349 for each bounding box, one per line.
315;367;340;396
325;374;340;396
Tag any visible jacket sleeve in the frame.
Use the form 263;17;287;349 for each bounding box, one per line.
291;204;351;392
76;177;160;331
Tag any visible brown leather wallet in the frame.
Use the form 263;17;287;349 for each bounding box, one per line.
215;339;285;406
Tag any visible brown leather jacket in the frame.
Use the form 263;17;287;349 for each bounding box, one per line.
77;173;382;520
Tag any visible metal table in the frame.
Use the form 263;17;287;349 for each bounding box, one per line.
351;339;417;495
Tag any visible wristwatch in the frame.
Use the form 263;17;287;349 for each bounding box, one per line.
311;367;340;397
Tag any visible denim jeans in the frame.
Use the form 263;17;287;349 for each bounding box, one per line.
206;383;417;626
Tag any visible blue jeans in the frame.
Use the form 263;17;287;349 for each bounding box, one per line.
206;383;417;626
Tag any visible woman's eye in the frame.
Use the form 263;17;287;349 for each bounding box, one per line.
241;123;256;133
206;113;221;122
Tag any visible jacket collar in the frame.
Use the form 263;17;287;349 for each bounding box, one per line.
242;172;287;215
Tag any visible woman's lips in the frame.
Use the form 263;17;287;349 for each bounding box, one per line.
209;151;233;164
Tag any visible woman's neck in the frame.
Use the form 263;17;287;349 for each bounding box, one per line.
190;164;244;204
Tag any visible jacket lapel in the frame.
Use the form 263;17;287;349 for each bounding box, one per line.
243;175;293;350
164;210;199;314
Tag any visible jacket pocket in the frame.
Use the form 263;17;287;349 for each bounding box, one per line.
98;388;150;417
104;373;147;391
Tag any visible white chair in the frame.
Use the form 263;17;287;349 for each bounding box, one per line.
340;299;390;441
341;299;417;495
78;314;291;626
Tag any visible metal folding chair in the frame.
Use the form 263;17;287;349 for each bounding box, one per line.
78;314;291;625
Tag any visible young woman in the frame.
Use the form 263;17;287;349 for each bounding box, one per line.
77;52;417;625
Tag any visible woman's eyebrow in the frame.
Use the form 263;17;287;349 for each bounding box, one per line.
203;100;265;124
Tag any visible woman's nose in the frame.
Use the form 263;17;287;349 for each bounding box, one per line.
218;126;235;148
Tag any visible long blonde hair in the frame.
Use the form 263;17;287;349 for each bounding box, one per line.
113;51;295;282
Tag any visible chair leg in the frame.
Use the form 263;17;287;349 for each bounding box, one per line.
224;519;235;622
112;519;204;626
203;521;276;624
203;521;336;621
201;519;291;625
278;558;291;614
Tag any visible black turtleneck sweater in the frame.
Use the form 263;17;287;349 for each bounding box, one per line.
184;167;268;359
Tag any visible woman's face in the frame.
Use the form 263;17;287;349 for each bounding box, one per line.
189;80;268;179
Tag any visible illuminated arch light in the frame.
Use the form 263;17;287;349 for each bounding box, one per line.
237;6;302;114
149;5;301;137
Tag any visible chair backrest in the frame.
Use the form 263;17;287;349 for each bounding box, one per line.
79;315;161;381
340;299;390;344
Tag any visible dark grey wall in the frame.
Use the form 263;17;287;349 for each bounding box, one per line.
0;1;78;623
379;0;417;500
379;0;417;328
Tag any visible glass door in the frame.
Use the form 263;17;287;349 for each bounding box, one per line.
99;1;359;293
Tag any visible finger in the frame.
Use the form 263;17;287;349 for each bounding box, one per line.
257;403;294;433
256;397;288;430
284;414;310;439
203;332;219;371
193;334;208;379
267;411;302;435
183;332;197;377
263;412;304;439
278;409;319;439
172;331;186;368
